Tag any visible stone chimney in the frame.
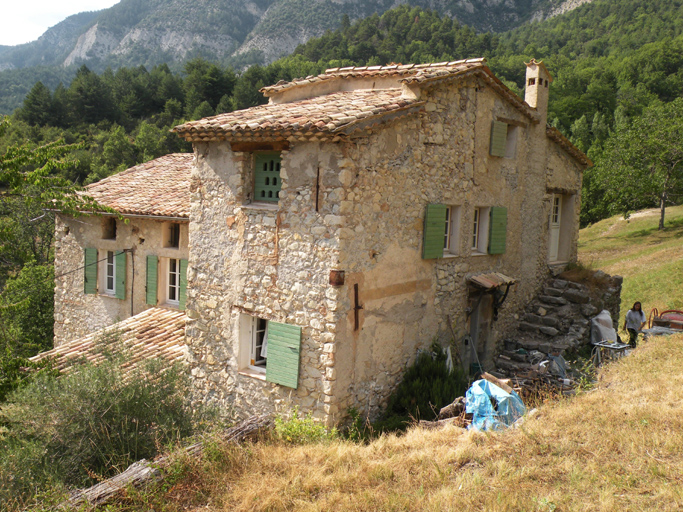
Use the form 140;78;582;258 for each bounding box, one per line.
525;59;553;125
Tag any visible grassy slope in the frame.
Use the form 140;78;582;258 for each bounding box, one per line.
98;207;683;512
112;334;683;511
579;204;683;326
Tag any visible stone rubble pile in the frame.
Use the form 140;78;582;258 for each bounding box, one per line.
491;271;623;395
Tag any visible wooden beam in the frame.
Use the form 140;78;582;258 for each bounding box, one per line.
230;141;290;153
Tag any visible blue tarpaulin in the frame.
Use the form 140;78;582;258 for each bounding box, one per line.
465;379;527;431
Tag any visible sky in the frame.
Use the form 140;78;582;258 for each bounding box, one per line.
1;0;120;46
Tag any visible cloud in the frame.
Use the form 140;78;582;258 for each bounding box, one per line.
1;0;119;46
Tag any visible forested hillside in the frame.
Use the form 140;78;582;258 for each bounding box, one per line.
0;0;584;115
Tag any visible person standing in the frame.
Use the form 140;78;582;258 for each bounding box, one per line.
623;301;646;347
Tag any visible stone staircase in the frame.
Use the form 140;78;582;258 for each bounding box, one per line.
495;272;622;374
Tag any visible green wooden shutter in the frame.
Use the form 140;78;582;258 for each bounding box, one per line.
254;152;282;203
265;321;302;389
84;248;97;295
490;121;507;157
422;203;447;259
146;255;158;306
488;206;508;254
115;251;127;300
178;259;188;310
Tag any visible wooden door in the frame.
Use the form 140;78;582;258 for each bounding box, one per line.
549;194;562;262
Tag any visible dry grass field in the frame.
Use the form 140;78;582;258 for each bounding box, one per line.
113;333;683;512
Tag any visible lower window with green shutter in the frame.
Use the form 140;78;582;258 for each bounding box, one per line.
488;206;508;254
423;203;448;259
265;321;302;389
84;248;98;294
146;255;158;305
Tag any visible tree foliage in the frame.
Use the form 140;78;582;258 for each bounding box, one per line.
594;99;683;229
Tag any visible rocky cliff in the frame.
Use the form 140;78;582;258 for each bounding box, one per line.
0;0;593;72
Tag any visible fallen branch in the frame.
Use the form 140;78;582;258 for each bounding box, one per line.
62;414;272;509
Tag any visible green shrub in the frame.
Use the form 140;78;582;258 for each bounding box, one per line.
0;334;210;509
375;343;466;432
274;408;338;444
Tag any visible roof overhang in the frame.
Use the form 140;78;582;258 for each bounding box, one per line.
468;272;518;290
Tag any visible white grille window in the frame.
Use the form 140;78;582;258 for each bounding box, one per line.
105;251;116;294
167;258;180;305
472;207;491;254
251;316;268;369
444;206;461;255
472;208;480;250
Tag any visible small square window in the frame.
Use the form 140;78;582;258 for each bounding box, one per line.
102;218;116;240
164;222;181;248
254;152;282;203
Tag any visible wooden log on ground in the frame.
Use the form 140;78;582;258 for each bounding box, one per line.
481;372;514;394
63;414;272;509
418;416;468;430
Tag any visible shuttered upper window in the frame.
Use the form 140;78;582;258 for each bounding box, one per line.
490;120;518;158
254;152;282;203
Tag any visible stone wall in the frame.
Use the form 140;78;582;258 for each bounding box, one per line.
327;76;585;419
54;214;189;345
185;142;345;424
183;74;587;424
496;270;623;374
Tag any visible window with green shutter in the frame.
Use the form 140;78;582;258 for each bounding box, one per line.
115;251;127;299
422;203;448;259
178;259;188;310
488;206;508;254
146;255;158;305
265;321;302;389
254;152;282;203
84;248;97;295
490;120;508;157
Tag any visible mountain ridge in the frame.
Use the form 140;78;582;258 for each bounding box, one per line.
0;0;590;73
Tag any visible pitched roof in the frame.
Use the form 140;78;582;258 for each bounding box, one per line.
173;58;542;143
260;59;488;96
83;153;193;218
31;308;187;373
173;89;423;143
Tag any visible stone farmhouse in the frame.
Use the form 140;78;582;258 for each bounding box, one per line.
51;59;590;424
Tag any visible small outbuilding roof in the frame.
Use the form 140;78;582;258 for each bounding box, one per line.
31;307;187;373
83;153;193;218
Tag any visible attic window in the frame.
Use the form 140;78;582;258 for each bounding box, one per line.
528;78;535;86
490;121;518;158
545;79;549;88
102;217;116;240
254;152;282;203
164;222;180;248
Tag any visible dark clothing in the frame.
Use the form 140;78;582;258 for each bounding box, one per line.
628;328;639;348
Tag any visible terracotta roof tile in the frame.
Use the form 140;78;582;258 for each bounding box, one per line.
31;308;187;373
259;59;487;96
84;153;193;218
173;90;423;142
